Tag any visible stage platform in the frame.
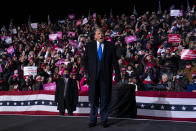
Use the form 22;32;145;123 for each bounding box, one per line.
0;115;195;131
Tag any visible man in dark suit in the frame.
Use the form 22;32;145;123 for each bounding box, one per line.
55;69;78;116
83;27;120;128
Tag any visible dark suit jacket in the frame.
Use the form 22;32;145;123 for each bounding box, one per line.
55;77;78;111
83;40;120;104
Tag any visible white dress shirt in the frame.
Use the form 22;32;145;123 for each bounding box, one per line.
97;41;104;52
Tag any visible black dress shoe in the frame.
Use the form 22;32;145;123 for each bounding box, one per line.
88;122;97;128
100;121;109;128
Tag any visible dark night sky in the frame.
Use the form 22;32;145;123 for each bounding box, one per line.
1;0;195;26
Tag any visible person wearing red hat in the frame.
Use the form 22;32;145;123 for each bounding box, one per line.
21;75;34;91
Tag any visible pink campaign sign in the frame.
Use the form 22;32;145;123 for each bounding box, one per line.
67;32;76;38
55;59;65;66
68;40;78;48
125;36;137;44
68;14;75;20
57;31;62;39
1;36;8;41
7;46;14;54
93;13;96;18
76;20;82;26
43;82;56;91
49;34;58;41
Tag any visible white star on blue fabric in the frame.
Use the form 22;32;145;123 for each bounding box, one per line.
0;102;3;106
151;105;154;109
7;102;10;105
42;101;45;104
182;106;186;111
141;104;145;108
161;105;164;110
14;102;17;105
28;102;31;105
21;102;24;106
35;101;38;104
49;102;52;105
171;106;175;110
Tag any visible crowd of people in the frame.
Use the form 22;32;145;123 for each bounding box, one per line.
0;9;196;92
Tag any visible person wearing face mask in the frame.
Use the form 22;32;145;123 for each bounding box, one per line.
55;68;78;116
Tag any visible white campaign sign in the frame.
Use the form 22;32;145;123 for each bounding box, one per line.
12;29;17;34
170;10;180;16
82;18;88;25
24;66;37;76
31;23;38;29
5;37;12;44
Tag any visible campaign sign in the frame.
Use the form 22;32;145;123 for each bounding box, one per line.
68;14;75;20
170;10;180;17
1;36;8;41
7;46;14;54
57;31;62;39
68;40;78;48
67;31;76;38
181;49;196;60
76;20;82;26
125;36;137;44
168;34;181;43
55;59;65;66
31;23;38;29
43;82;56;91
24;66;37;76
93;13;96;18
12;29;17;34
49;34;58;41
5;37;12;44
82;18;88;25
58;20;65;24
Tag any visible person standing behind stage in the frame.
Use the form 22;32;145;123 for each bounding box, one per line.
83;27;121;128
55;68;78;116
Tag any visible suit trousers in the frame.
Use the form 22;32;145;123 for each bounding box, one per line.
59;99;73;116
89;73;109;123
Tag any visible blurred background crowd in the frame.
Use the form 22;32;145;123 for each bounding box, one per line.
0;7;196;92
